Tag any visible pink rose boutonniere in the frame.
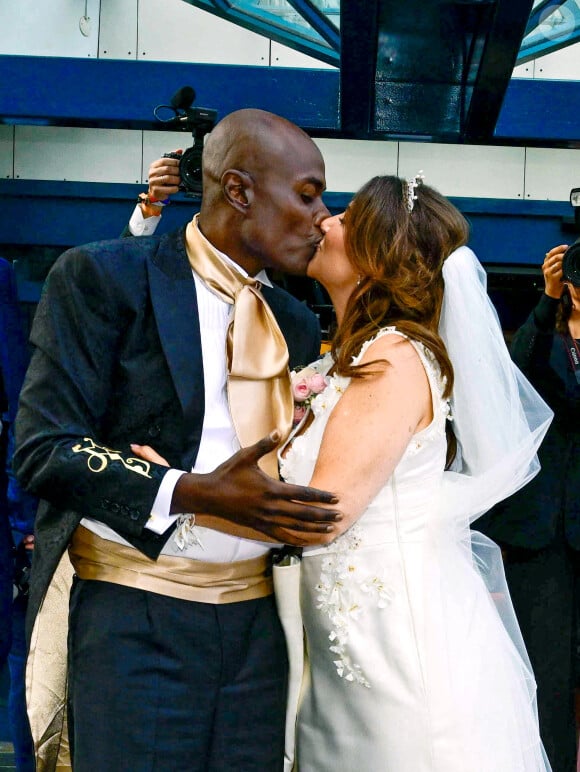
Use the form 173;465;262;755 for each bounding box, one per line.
290;366;328;426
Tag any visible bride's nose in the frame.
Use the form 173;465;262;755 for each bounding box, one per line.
321;213;342;233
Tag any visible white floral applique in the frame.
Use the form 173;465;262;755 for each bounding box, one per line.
360;572;394;608
315;524;393;689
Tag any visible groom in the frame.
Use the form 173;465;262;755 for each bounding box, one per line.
14;109;340;771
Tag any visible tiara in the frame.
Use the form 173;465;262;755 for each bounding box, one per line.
406;171;425;212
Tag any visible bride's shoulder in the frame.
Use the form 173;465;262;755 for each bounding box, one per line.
355;326;418;364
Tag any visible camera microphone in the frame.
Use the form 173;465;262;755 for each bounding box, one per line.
170;86;196;112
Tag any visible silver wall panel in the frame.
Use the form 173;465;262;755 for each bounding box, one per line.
14;126;142;183
398;143;526;199
525;147;580;200
138;0;270;65
534;43;580;80
315;139;398;193
270;41;337;69
99;0;138;59
0;0;100;58
0;125;13;179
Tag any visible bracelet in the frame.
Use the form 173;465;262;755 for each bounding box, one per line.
138;193;169;208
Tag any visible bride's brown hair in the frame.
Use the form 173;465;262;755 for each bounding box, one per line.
331;176;469;461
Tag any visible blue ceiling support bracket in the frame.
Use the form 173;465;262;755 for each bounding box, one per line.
523;0;566;36
2;54;580;146
463;0;534;141
518;26;580;63
284;0;340;51
339;0;379;139
517;0;580;64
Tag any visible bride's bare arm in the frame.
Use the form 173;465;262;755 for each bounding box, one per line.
302;334;433;544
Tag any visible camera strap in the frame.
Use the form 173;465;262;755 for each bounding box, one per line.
562;332;580;385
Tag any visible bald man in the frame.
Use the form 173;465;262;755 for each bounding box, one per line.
14;110;339;772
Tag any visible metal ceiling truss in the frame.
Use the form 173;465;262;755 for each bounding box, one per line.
341;0;535;143
1;0;579;146
181;0;568;143
181;0;340;66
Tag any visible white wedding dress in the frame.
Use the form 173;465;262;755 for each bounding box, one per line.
280;328;550;772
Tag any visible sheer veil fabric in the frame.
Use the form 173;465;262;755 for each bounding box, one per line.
439;246;553;522
427;246;554;769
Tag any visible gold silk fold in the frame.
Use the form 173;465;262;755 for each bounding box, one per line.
68;525;273;603
26;551;74;772
185;215;293;478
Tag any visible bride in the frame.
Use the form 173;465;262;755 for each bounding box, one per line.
135;173;553;770
279;174;553;771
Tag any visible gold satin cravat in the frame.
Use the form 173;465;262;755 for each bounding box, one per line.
185;215;293;478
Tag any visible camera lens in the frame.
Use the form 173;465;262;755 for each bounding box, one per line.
179;146;203;197
562;239;580;287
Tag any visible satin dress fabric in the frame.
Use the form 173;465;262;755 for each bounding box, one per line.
280;329;550;772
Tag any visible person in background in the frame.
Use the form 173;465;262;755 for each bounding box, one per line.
123;150;183;237
14;109;340;772
477;243;580;772
0;257;36;772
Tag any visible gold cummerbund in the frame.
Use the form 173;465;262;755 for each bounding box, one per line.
68;525;273;604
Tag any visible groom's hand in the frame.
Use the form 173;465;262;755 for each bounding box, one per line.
171;431;342;543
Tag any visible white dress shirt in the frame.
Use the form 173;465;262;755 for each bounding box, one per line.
127;204;161;236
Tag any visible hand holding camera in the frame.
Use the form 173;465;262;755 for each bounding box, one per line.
542;244;568;298
147;151;183;202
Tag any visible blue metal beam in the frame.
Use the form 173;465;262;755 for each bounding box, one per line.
494;78;580;144
0;55;340;132
0;179;572;275
0;55;580;145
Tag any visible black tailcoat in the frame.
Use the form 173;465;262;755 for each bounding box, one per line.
14;226;321;633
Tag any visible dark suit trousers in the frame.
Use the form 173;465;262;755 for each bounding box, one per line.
502;538;580;772
67;578;288;772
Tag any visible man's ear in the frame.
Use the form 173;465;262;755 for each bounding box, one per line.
222;169;254;212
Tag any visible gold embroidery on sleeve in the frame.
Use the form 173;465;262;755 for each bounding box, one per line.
72;438;153;478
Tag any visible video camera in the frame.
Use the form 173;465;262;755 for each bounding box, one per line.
154;86;218;199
